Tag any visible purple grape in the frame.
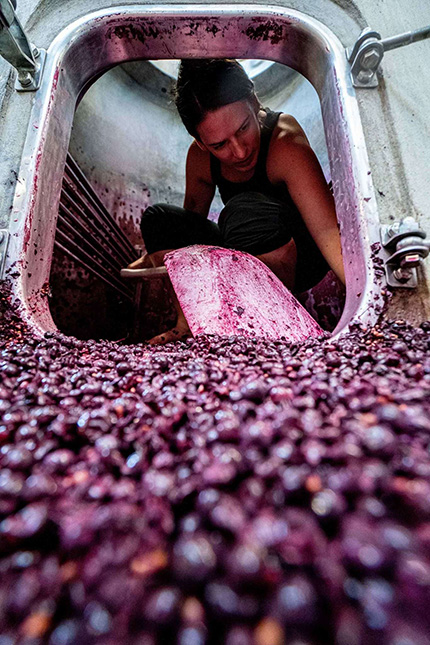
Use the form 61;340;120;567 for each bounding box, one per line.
224;626;253;645
177;625;208;645
84;600;112;635
49;620;80;645
0;502;48;539
205;582;258;619
273;573;318;624
173;533;217;582
143;587;182;624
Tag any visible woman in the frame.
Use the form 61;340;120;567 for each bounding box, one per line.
134;59;345;344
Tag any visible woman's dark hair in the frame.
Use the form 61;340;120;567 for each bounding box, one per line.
175;59;256;139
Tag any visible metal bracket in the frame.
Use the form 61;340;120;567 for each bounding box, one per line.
380;216;430;288
14;47;46;92
347;24;430;88
347;27;383;88
0;230;10;280
0;0;46;91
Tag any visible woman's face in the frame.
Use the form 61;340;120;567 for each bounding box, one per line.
196;99;261;173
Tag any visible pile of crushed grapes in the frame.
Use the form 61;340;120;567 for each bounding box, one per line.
0;287;429;644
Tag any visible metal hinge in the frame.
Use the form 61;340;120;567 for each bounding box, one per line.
0;0;46;91
381;217;430;288
0;229;10;279
347;24;430;88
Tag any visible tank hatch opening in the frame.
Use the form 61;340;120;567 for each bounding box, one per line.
48;56;345;341
5;7;384;340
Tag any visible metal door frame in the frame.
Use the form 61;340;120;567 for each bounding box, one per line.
4;4;385;335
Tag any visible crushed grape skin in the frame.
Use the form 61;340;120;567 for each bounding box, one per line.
0;289;430;644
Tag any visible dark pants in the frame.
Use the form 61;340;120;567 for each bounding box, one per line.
140;192;329;292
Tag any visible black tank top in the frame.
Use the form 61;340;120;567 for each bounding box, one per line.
210;109;287;204
209;108;330;291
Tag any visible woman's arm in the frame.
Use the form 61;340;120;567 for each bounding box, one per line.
183;142;215;217
270;118;345;285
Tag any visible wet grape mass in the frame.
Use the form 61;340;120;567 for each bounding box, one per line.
0;286;429;645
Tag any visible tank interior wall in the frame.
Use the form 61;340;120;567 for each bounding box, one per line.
0;0;430;326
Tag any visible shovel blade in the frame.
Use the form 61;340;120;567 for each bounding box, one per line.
165;245;324;342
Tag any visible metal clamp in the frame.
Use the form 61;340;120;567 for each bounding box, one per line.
381;216;430;288
348;24;430;88
347;27;384;88
0;0;46;91
0;229;10;280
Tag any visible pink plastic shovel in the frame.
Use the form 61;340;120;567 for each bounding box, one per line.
164;245;324;342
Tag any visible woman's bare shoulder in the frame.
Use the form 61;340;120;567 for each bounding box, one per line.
274;113;310;146
267;114;312;183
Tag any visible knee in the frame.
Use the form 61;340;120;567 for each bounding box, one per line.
141;203;169;226
140;204;171;239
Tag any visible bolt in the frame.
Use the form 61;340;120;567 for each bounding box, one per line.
393;267;413;283
357;69;376;85
18;71;33;87
32;45;40;59
360;48;381;70
386;223;399;238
